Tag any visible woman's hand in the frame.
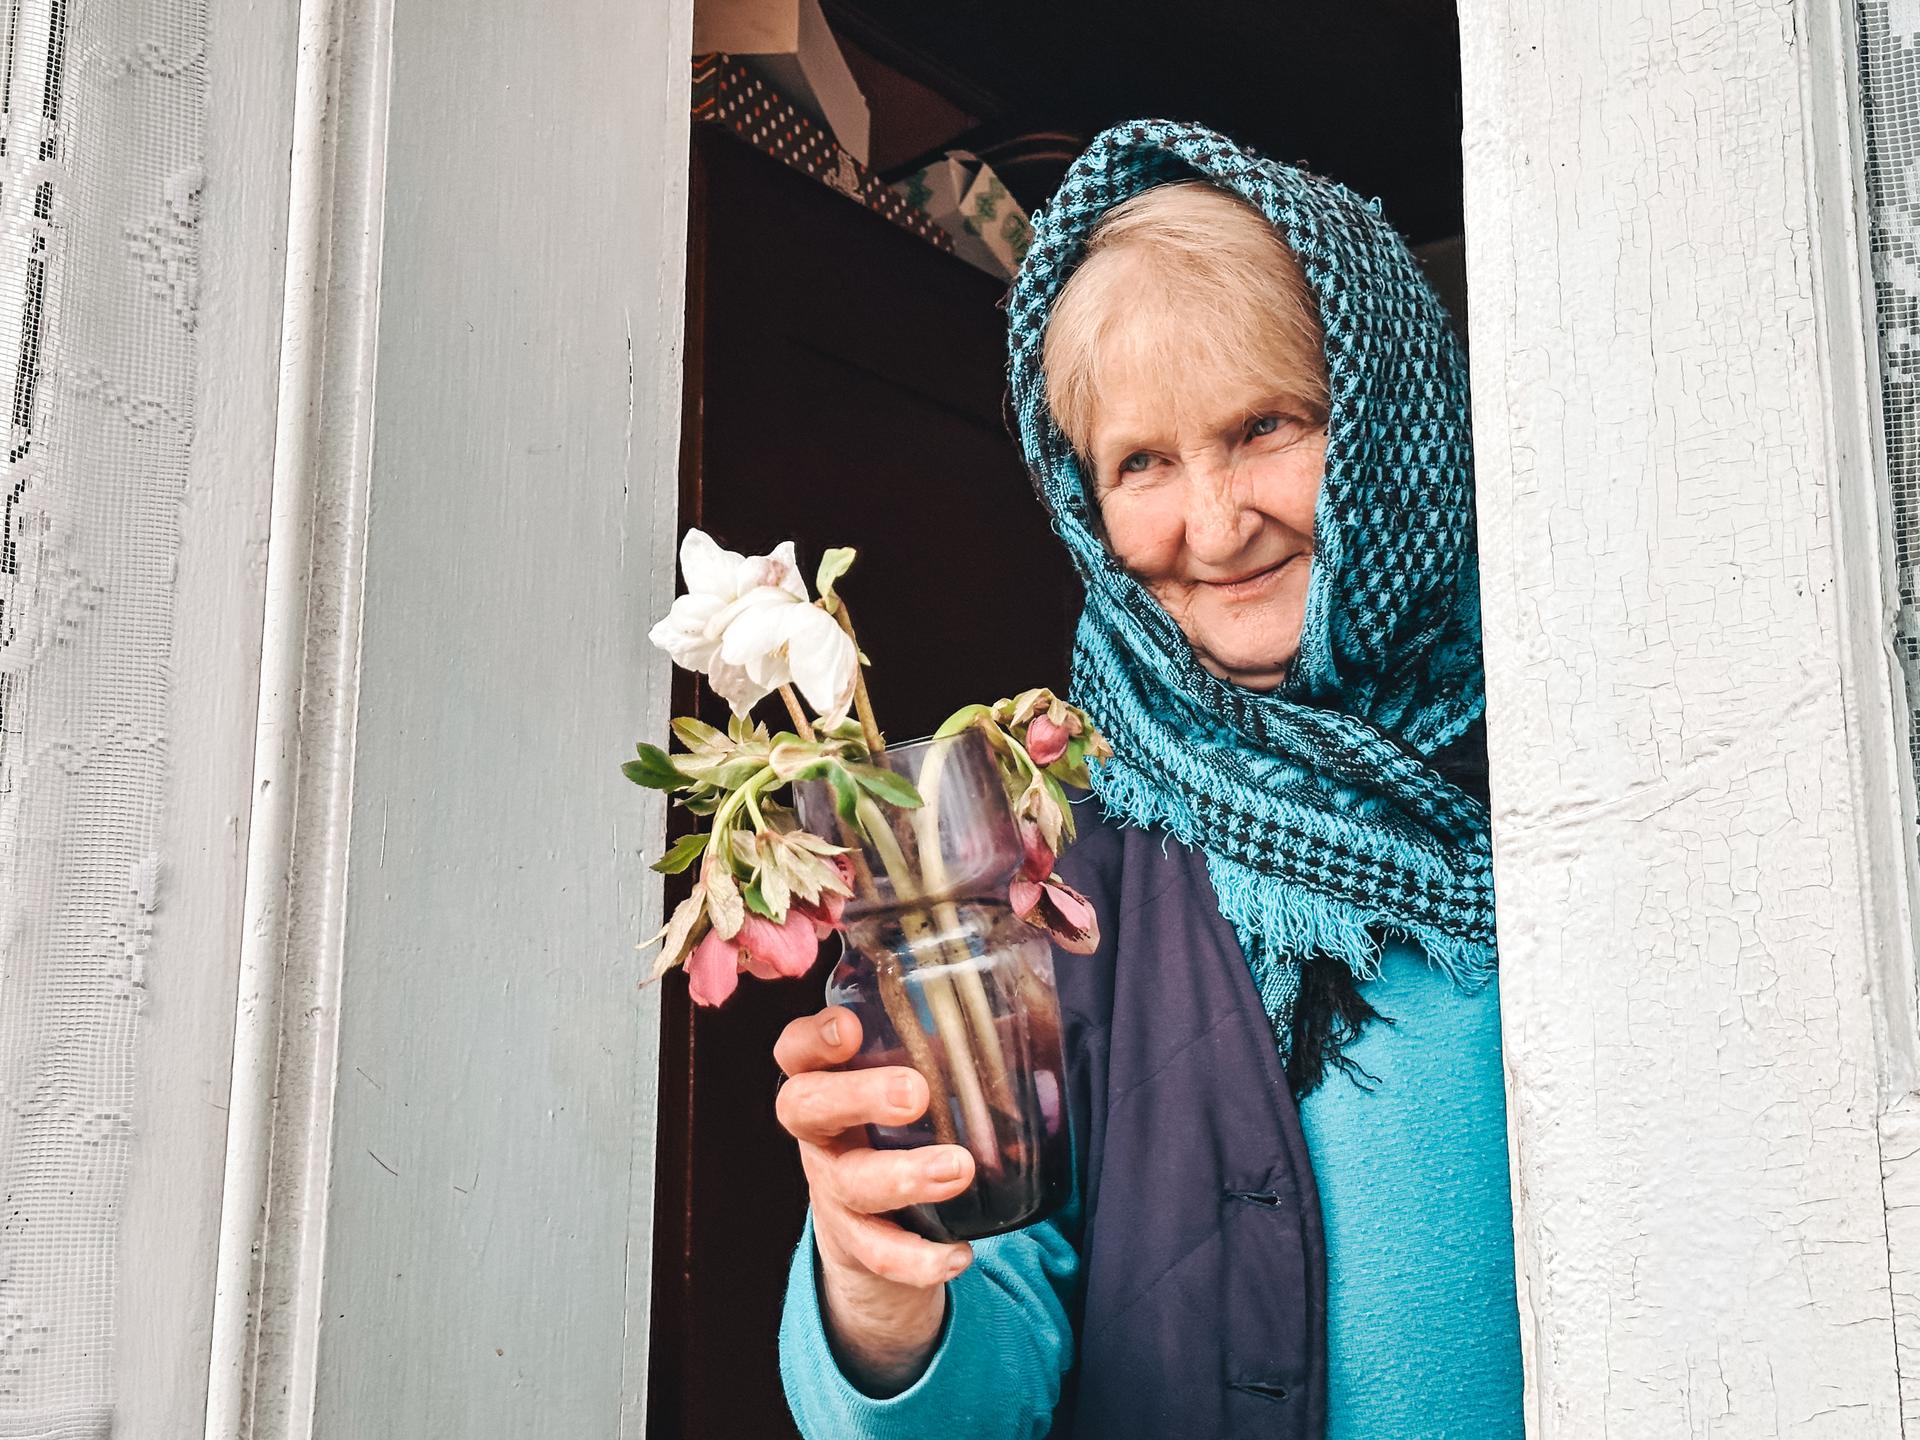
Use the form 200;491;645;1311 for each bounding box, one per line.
775;1006;977;1393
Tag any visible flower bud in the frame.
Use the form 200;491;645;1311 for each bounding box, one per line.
1018;817;1056;882
1026;712;1071;766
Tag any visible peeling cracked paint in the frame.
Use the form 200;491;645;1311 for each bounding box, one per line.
1461;0;1914;1432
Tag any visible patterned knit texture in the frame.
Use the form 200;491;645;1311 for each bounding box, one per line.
1006;119;1495;1054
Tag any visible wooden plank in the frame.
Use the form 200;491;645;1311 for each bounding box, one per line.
1459;0;1914;1431
300;0;690;1433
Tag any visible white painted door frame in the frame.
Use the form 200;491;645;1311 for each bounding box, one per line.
1461;0;1920;1432
108;0;294;1431
184;0;692;1433
104;0;1920;1434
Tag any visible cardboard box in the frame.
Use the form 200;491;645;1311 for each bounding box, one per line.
693;0;870;166
692;54;954;255
894;151;1034;281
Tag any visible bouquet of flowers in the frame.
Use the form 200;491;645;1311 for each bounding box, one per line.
625;529;1108;1240
628;529;1106;1003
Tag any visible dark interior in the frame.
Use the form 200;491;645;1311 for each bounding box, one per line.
651;8;1463;1435
826;0;1465;243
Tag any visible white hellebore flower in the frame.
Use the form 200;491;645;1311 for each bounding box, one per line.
648;529;858;722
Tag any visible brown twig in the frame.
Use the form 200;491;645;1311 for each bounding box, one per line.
831;603;885;756
857;795;1002;1173
911;742;1019;1125
777;684;816;741
833;810;958;1147
875;951;959;1147
948;940;1019;1125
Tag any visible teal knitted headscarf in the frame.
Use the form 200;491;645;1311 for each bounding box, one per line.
1008;120;1495;1057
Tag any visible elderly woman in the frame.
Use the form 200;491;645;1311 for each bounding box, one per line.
771;121;1523;1439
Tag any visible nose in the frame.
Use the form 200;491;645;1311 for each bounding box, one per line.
1184;454;1258;564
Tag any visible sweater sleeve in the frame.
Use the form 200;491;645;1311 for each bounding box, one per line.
777;1191;1082;1440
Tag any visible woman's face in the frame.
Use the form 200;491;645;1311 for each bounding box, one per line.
1087;370;1326;692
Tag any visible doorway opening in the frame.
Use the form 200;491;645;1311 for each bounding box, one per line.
650;5;1465;1434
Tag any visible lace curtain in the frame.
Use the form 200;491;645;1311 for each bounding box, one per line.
1862;2;1920;902
0;0;205;1433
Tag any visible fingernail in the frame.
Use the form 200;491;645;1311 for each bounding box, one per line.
928;1151;964;1182
822;1016;842;1048
889;1073;917;1112
946;1250;971;1279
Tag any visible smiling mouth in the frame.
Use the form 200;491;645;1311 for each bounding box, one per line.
1206;554;1306;599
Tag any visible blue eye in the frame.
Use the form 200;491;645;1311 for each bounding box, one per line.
1120;452;1153;475
1247;415;1282;439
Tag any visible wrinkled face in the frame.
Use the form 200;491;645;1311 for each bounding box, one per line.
1087;372;1327;692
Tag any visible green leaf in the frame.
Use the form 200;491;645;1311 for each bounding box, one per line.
815;547;857;610
640;891;711;983
933;703;992;740
1008;687;1053;728
769;740;836;782
671;716;726;751
784;828;847;857
827;763;861;825
1047;735;1093;791
650;831;710;875
1047;759;1092;792
968;718;1018;762
783;845;847;904
712;756;767;790
669;750;723;783
758;850;792;916
1042;770;1075;844
1042;769;1071;814
742;880;777;919
623;743;689;790
848;763;924;809
706;862;745;938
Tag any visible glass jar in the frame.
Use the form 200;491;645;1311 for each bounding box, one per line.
795;729;1071;1242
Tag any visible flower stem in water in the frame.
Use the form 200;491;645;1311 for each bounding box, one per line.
856;794;1002;1173
910;740;1020;1123
829;815;955;1149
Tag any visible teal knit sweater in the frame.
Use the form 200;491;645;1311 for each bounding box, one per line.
778;940;1524;1438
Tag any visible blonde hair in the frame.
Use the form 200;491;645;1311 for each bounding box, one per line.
1041;180;1328;460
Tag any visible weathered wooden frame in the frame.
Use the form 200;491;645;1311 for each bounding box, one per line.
112;0;1920;1432
1460;0;1920;1431
159;0;692;1434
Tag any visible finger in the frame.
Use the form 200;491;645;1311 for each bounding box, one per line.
777;1066;929;1144
775;1006;862;1077
820;1142;977;1217
823;1208;975;1289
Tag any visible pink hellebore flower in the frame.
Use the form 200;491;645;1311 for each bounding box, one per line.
684;855;853;1007
793;853;856;937
1018;817;1055;882
685;910;823;1007
1010;871;1100;955
1026;712;1072;766
1011;815;1098;954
